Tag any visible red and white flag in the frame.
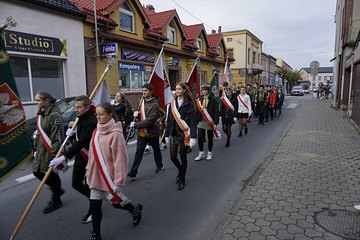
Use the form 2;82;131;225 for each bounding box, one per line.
150;51;173;110
92;80;111;107
186;58;200;98
220;57;234;111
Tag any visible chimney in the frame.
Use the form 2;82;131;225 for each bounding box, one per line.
218;26;222;33
145;4;155;11
211;29;216;34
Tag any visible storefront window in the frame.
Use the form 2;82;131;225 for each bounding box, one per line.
31;58;64;99
10;56;31;102
119;70;130;88
118;62;153;90
131;71;143;89
10;56;64;102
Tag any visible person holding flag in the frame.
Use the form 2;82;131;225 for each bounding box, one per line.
127;83;164;180
165;82;197;190
50;95;97;224
194;84;219;161
220;86;238;147
33;91;65;214
237;86;252;137
86;102;143;240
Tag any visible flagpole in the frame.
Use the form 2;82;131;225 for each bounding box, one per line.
125;43;166;144
222;56;229;96
9;57;115;240
185;57;199;83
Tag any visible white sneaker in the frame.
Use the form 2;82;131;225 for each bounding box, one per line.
195;152;205;161
354;204;360;210
206;152;212;160
144;145;151;153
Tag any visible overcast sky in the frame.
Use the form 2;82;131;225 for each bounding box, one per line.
140;0;337;70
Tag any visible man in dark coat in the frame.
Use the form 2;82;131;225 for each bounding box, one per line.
127;84;164;180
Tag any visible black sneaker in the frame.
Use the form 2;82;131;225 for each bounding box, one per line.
177;182;185;191
132;204;143;225
155;166;164;174
245;127;248;135
90;232;102;240
43;199;62;214
238;131;242;137
225;139;230;147
127;173;136;181
81;212;92;224
187;147;192;153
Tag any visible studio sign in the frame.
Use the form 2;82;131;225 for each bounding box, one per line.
3;30;67;57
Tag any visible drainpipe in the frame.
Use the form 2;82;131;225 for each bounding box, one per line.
93;0;99;57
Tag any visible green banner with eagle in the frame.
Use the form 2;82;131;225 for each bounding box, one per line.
0;24;32;181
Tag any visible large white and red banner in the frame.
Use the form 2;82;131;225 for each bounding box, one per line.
149;51;172;110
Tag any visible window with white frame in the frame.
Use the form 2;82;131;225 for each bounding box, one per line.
167;22;176;44
217;45;221;56
197;38;203;52
120;2;134;32
10;56;64;102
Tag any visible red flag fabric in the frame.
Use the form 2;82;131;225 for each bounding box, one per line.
149;52;172;110
186;64;200;98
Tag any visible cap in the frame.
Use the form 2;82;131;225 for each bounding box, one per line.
201;84;210;90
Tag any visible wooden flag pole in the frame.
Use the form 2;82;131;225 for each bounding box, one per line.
125;44;166;144
9;57;115;240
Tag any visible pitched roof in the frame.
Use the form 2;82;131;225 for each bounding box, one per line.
144;9;176;30
19;0;85;17
142;7;187;41
207;33;223;49
183;23;203;40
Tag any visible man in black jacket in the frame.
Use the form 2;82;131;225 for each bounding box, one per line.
64;95;97;223
127;84;164;180
195;84;219;161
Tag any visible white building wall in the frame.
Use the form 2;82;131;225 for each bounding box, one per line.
0;1;86;118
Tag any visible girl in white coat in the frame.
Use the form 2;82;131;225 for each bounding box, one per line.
237;86;252;137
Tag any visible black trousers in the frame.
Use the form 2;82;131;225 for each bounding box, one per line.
72;158;90;198
33;170;62;199
169;133;188;183
129;136;163;176
198;128;214;152
257;103;265;124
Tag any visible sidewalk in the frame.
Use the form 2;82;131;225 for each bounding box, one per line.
217;99;360;240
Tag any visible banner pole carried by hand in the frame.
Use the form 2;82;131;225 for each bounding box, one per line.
125;44;166;144
9;57;115;240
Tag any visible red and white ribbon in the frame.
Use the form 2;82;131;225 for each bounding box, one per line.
91;129;128;204
37;115;67;171
37;115;52;154
196;99;221;139
221;92;235;112
140;99;146;121
238;95;249;110
170;100;191;146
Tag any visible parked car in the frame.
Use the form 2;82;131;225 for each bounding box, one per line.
291;86;305;96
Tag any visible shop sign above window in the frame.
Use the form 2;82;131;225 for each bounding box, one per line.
118;61;144;71
100;43;118;58
122;48;155;63
3;30;67;56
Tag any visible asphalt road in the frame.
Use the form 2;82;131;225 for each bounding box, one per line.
0;94;312;240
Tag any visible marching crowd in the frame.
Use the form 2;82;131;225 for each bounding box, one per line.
32;81;285;240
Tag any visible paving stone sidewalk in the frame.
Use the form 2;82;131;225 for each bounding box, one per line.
219;99;360;240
